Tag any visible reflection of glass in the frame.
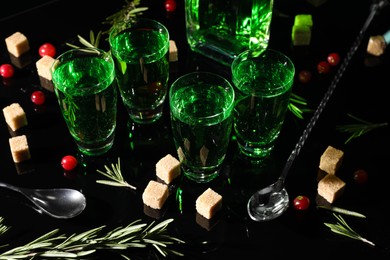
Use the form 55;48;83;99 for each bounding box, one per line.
51;47;117;156
185;0;274;66
231;48;295;160
109;18;170;124
169;72;235;183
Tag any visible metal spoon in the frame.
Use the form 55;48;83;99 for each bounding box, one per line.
0;181;86;219
247;0;388;222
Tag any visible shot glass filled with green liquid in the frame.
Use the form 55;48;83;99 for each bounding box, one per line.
170;72;235;183
51;48;117;156
109;18;170;124
231;48;295;160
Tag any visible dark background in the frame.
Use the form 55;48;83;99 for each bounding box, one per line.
1;0;390;259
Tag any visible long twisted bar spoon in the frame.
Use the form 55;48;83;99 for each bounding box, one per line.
0;181;86;219
247;0;389;221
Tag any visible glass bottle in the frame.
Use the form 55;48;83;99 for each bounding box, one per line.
185;0;274;66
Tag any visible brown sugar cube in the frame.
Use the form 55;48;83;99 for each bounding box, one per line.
5;32;30;57
3;103;28;131
317;174;346;203
36;55;56;81
156;154;181;184
319;146;344;175
169;40;178;62
9;135;31;163
367;35;386;56
142;180;169;210
196;188;222;219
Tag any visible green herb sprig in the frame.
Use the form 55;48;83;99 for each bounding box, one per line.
0;218;184;259
102;0;148;35
336;114;388;144
288;92;312;119
96;157;137;189
324;213;375;246
66;0;148;50
317;205;366;218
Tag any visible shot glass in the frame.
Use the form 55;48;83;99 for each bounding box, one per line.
231;48;295;159
109;18;170;124
169;72;235;183
51;47;117;156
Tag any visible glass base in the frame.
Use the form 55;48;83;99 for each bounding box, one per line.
238;142;273;159
184;170;219;184
76;134;115;156
127;105;164;124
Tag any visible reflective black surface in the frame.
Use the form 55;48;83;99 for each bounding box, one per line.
1;0;390;259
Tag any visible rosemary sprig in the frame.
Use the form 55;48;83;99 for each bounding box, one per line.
66;30;103;49
0;218;185;259
317;205;366;218
96;157;137;189
66;0;148;50
102;0;149;35
336;114;388;144
62;93;79;127
324;213;375;246
288;92;312;119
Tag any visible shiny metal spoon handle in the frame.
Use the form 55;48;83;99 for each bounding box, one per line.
278;1;383;189
247;1;388;222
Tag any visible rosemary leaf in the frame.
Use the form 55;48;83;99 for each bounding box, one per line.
317;205;366;218
96;157;137;190
324;213;375;247
288;92;312;119
336;114;388;144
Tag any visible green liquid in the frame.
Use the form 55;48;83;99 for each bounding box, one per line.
233;70;292;158
170;85;233;183
110;28;169;124
185;0;273;66
52;57;117;155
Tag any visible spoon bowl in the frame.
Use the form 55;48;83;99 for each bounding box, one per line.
0;181;86;219
247;178;289;221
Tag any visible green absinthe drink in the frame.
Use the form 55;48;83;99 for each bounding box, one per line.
52;48;117;156
109;19;170;124
185;0;274;66
231;49;294;159
170;72;235;183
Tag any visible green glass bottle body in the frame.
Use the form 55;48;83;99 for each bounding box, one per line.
185;0;274;66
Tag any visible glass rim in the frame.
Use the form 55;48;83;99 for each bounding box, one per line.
231;48;295;94
169;71;235;121
108;18;170;61
50;47;115;91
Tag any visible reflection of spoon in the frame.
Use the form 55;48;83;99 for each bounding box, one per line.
0;181;86;219
247;1;388;222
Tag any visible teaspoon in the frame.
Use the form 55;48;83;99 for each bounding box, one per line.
0;181;86;219
247;1;385;221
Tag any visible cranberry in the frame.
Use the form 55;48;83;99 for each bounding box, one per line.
327;52;341;66
298;70;312;84
0;64;15;78
293;195;310;210
61;155;78;171
39;43;56;58
31;90;46;105
164;0;177;12
317;61;331;74
353;169;368;184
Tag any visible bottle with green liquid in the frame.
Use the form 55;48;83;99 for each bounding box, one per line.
185;0;274;66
